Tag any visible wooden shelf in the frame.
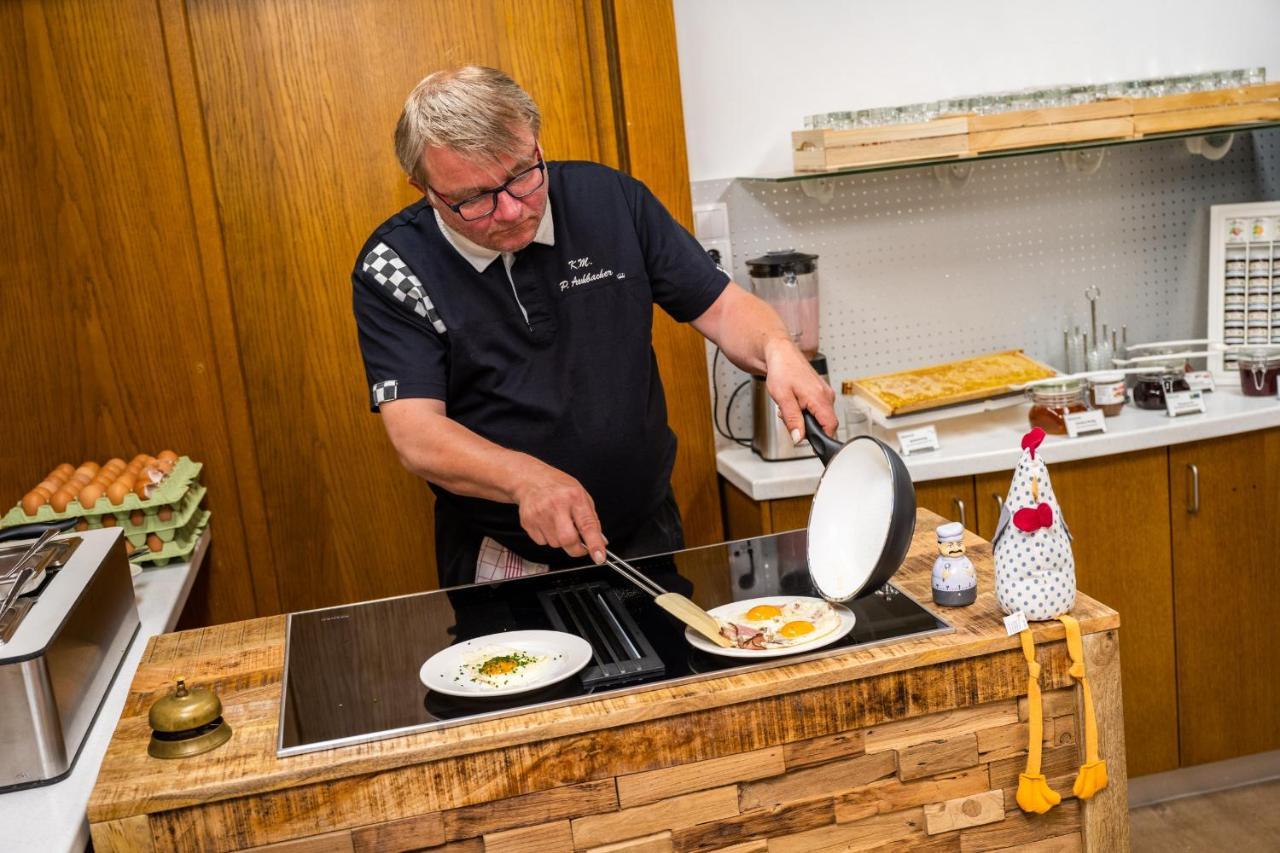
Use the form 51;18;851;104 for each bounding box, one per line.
750;84;1280;183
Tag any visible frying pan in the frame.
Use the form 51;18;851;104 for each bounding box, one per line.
802;411;916;601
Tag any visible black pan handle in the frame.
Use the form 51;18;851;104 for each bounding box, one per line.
0;518;78;543
802;410;843;468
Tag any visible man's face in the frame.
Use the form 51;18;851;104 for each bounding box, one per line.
414;129;547;254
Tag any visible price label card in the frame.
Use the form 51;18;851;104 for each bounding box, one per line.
1185;371;1216;392
1004;611;1029;636
897;425;940;456
1165;390;1207;417
1064;409;1107;438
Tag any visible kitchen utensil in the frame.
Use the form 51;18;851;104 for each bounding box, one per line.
148;677;233;758
419;630;594;698
746;250;820;358
603;549;732;648
0;527;60;626
684;595;855;658
751;354;830;461
802;411;917;602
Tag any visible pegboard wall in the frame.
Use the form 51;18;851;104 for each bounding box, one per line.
696;129;1280;445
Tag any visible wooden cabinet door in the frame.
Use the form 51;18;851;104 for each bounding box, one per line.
974;471;1012;543
912;476;977;533
1169;430;1280;766
1036;450;1179;777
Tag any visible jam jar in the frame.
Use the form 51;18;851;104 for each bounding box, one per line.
1238;349;1280;396
1027;379;1089;435
1088;372;1127;416
1132;370;1190;410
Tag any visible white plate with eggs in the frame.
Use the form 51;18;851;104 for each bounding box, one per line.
686;595;855;659
420;630;594;698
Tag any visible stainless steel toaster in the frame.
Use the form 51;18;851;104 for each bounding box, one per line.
0;527;139;791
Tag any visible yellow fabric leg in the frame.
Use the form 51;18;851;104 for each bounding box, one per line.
1016;628;1061;814
1060;614;1109;799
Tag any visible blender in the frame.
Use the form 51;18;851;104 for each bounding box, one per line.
746;250;830;461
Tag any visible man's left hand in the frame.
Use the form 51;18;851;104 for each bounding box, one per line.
764;339;837;443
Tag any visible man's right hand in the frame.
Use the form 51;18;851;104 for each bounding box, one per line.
511;464;609;564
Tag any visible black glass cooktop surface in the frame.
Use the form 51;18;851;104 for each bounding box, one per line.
278;530;951;756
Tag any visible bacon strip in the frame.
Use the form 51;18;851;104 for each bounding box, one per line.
718;621;769;650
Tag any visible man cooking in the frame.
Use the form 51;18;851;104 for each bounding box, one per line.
352;66;835;587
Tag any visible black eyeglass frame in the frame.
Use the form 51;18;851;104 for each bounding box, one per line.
427;147;546;222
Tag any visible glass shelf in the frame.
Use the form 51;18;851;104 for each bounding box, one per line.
741;120;1280;183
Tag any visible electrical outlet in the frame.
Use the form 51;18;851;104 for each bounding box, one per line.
693;202;733;275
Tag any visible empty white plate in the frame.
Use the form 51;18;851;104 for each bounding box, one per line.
420;629;593;698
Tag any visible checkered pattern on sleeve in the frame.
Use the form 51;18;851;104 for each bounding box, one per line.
362;242;447;334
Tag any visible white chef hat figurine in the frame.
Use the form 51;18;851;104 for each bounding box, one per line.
991;426;1107;815
932;522;976;606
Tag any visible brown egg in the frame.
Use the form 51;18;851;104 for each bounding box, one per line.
104;457;126;472
33;484;54;499
156;450;178;463
106;480;131;506
124;541;136;556
129;454;148;466
101;515;117;527
157;505;173;522
77;482;105;507
69;472;92;488
133;478;150;499
74;519;89;532
21;492;46;515
138;466;162;485
130;510;144;526
53;463;75;480
74;462;100;479
36;478;60;494
154;458;175;475
146;533;163;553
49;489;76;512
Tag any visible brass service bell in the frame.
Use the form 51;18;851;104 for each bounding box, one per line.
148;676;232;759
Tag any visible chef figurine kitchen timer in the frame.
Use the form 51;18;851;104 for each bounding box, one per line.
931;522;976;606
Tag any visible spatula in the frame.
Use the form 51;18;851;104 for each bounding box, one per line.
602;549;732;648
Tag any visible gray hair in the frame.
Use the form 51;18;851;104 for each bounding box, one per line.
394;66;541;186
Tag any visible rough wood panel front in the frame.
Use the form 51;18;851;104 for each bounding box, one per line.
88;510;1125;851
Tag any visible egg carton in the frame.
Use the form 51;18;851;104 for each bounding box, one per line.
130;509;211;568
78;484;207;547
1;457;203;527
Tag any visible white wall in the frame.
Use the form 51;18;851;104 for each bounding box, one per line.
674;0;1280;180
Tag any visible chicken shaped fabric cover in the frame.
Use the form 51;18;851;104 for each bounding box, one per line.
992;427;1076;621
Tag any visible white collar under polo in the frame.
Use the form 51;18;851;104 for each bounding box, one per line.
433;198;556;273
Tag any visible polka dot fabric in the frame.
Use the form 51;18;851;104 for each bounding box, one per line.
993;447;1076;621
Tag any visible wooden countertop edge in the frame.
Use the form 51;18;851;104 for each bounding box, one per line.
87;600;1118;822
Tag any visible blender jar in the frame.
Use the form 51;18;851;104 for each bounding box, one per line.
746;250;820;358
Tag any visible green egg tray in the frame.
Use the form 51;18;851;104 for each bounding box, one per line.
131;509;211;568
1;457;203;528
81;484;207;547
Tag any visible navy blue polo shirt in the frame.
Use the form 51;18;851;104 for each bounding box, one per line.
351;161;729;564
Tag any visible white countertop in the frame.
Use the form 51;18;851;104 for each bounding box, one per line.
0;527;210;853
719;387;1280;501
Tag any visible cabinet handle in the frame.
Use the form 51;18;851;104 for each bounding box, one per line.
994;494;1004;513
1187;463;1200;514
953;498;966;529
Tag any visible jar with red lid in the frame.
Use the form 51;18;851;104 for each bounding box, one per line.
1238;349;1280;396
1026;379;1089;435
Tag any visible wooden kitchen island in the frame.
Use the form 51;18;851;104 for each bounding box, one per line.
88;509;1128;852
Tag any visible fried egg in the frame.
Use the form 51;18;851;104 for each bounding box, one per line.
727;599;842;648
454;645;551;690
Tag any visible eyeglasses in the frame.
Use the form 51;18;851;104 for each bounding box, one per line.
428;148;546;221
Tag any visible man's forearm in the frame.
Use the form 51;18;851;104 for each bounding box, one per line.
693;282;794;375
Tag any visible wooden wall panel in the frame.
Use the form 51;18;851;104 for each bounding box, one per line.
610;0;725;548
0;0;260;625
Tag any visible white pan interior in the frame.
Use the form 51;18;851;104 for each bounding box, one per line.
807;438;895;601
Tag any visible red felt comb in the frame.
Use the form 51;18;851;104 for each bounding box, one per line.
1021;427;1046;459
1013;502;1054;532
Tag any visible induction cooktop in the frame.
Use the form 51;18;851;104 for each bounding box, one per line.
278;529;951;756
